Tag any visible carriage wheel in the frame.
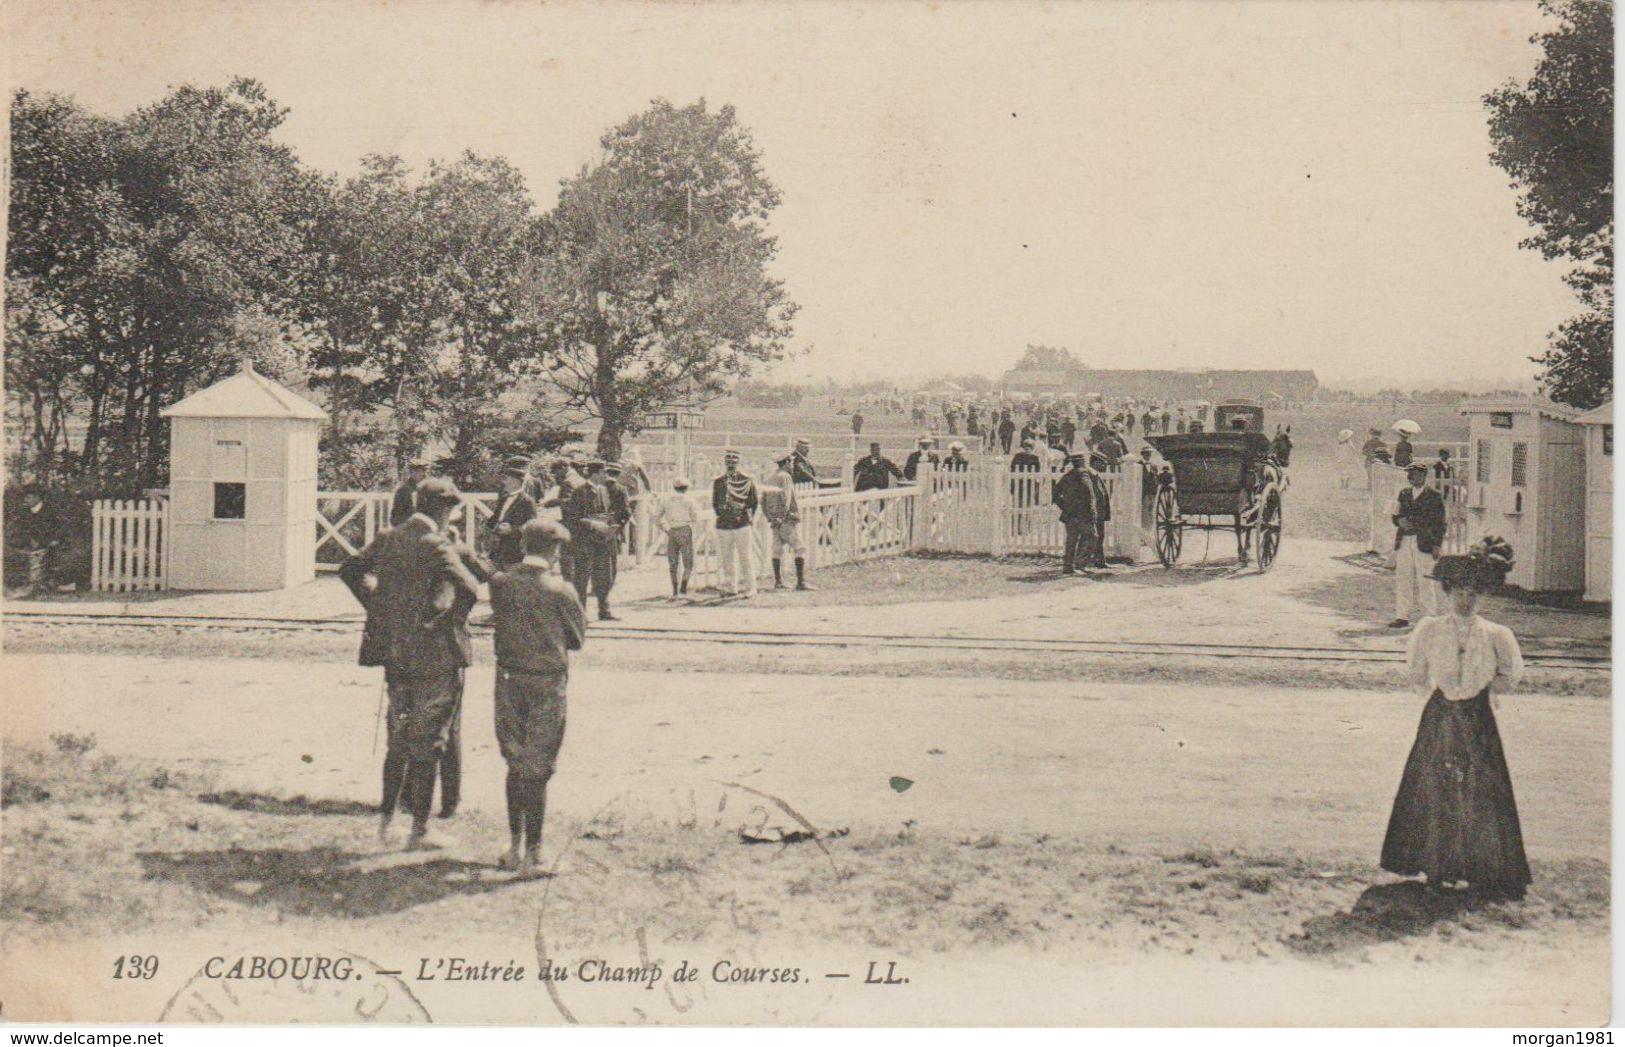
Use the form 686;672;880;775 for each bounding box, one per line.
1256;490;1282;572
1154;486;1182;567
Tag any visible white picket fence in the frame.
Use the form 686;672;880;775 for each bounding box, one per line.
915;460;1144;559
642;483;922;592
90;498;168;592
90;463;1145;593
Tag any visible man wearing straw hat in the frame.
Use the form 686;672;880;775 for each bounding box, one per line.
903;434;939;482
1389;462;1446;629
712;449;760;598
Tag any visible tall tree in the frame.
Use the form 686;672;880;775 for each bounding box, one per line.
524;99;798;459
1485;0;1613;409
296;152;552;486
7;80;317;490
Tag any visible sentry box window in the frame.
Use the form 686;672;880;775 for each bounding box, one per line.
213;482;246;520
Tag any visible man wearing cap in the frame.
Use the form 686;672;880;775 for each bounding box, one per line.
390;457;431;527
340;477;490;850
488;464;539;571
487;518;585;877
1390;462;1446;628
853;442;904;492
1052;453;1097;575
903;435;939;482
763;454;812;591
790;439;819;486
567;461;620;621
654;476;701;597
712;450;760;598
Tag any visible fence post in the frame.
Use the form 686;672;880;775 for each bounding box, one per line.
991;462;1008;556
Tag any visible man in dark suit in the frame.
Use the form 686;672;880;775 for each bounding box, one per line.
997;412;1016;454
903;436;939;481
389;457;431;527
853;442;904;492
340;478;489;849
567;461;619;621
1052;453;1096;575
1390;463;1446;628
488;465;538;570
790;439;819;486
1084;451;1113;568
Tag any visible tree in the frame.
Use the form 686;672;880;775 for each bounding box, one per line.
296;152;553;486
1011;345;1083;373
7;80;317;491
1485;0;1613;409
523;99;798;459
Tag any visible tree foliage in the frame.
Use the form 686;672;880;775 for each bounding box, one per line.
1011;345;1084;373
1485;0;1614;409
523;99;798;458
8;80;317;491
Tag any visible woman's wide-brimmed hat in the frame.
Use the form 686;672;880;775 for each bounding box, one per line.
1431;536;1515;588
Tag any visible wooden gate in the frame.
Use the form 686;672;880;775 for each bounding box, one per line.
917;460;1143;559
91;498;168;592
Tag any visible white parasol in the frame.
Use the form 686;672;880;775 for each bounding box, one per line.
1337;428;1354;443
1392;419;1422;435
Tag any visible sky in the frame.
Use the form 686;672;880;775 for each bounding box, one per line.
5;0;1584;388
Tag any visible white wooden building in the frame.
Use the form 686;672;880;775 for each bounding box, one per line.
1575;402;1612;603
161;362;326;590
1458;398;1584;593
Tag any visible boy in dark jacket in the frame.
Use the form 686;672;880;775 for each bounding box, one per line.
488;520;586;876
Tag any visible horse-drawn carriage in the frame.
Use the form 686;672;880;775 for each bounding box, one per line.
1145;399;1285;570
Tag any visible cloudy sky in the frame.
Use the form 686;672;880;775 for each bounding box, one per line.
7;0;1579;387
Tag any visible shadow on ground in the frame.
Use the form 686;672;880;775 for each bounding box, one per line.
1295;559;1611;654
137;846;522;918
1288;881;1513;957
197;791;379;817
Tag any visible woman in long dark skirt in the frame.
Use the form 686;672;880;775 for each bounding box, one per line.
1381;537;1529;900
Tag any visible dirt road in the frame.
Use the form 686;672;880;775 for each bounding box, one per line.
2;652;1608;1025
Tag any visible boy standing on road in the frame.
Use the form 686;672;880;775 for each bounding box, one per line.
488;519;586;877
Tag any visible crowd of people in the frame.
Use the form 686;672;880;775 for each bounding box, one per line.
840;392;1235;447
354;440;1538;904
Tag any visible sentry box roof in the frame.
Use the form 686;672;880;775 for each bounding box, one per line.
161;361;327;421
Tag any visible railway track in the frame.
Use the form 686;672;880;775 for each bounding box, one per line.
5;610;1609;671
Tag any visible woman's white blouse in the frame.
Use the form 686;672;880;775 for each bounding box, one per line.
1406;615;1524;701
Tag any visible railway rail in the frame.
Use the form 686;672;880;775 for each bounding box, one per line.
5;610;1608;672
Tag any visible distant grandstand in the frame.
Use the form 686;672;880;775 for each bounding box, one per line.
1000;364;1319;402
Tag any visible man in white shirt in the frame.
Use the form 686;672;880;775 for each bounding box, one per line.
653;476;700;598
